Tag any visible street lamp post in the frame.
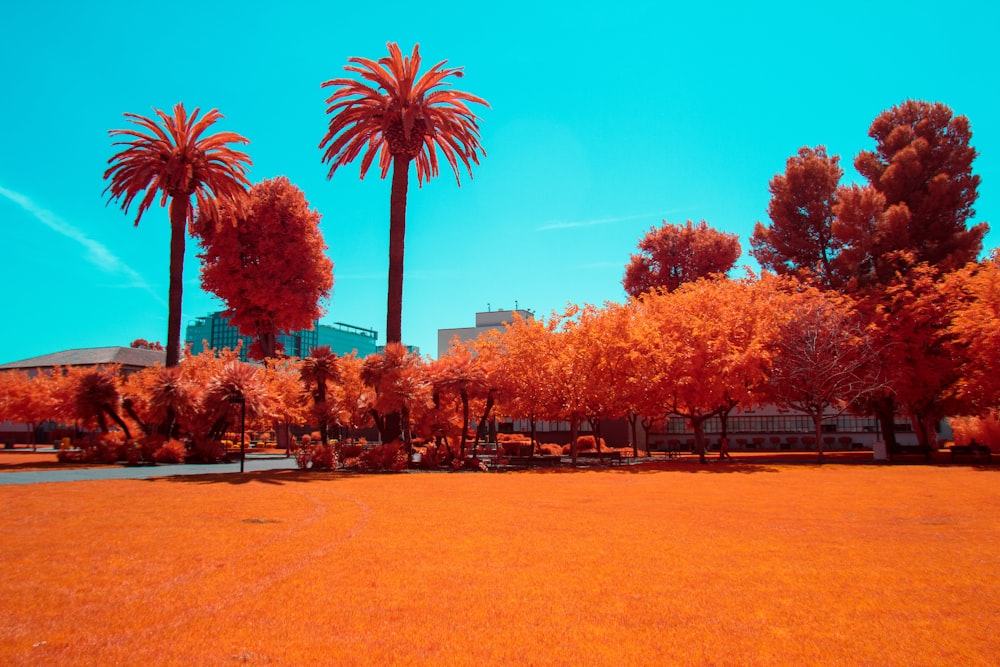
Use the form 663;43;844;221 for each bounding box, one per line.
229;396;247;473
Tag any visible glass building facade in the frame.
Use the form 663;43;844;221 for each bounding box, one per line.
185;312;378;360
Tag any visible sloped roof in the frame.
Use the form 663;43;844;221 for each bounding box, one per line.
0;346;166;370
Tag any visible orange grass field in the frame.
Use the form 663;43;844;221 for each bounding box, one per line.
1;462;998;665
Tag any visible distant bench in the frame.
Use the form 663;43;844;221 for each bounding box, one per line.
505;455;562;469
950;444;992;464
576;451;624;465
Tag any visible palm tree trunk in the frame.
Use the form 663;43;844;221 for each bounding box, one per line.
387;155;409;344
381;155;409;444
166;197;190;367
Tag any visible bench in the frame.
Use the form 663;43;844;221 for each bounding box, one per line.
950;445;992;464
504;455;562;469
576;451;624;465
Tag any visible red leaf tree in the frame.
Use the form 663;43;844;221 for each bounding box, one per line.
195;176;334;360
751;146;845;289
623;220;741;297
763;279;884;461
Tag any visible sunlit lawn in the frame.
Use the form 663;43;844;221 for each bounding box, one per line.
1;462;998;665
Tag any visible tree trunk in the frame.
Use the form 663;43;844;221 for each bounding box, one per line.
813;412;825;464
166;196;190;368
910;411;936;460
874;395;898;458
258;329;277;360
387;155;409;345
569;416;579;464
474;391;495;445
104;406;132;441
628;412;639;458
459;389;469;459
641;416;655;457
692;416;708;464
529;415;537;456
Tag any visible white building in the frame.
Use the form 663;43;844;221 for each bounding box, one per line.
437;308;533;357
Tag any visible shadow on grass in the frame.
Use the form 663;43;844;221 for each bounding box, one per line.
150;468;361;486
501;461;783;475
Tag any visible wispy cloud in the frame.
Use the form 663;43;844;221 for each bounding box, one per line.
0;184;166;306
536;211;682;231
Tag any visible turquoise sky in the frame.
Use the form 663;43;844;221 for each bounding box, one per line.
1;1;997;362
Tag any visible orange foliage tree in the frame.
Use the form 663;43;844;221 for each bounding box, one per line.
623;220;741;297
332;352;375;442
543;306;599;463
195;176;333;360
569;303;637;458
751;146;845;289
360;343;431;452
633;279;776;463
480;312;557;453
0;371;58;449
877;266;974;451
104;103;252;367
320;43;488;346
947;253;1000;410
427;339;488;459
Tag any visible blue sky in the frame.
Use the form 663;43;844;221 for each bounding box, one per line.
1;1;997;363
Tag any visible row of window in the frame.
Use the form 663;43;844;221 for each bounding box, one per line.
509;415;913;435
655;415;913;435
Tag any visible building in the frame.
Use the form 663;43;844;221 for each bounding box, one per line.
185;312;379;360
437;308;533;357
0;346;166;378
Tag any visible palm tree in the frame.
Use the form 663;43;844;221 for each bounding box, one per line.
300;346;340;445
104;103;252;367
320;43;488;345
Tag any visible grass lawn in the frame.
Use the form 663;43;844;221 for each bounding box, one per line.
1;462;998;665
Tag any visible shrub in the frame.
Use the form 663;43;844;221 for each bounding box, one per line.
76;433;126;464
153;439;187;464
190;435;224;463
295;442;338;471
124;442;143;466
139;434;165;462
312;443;338;471
56;443;82;463
576;435;605;452
359;441;407;472
539;443;562;456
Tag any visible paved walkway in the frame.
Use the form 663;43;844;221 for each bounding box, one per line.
0;455;300;485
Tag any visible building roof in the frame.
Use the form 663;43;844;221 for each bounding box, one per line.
0;346;166;371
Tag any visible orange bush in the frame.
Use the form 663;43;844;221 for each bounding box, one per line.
950;413;1000;452
539;443;562;456
359;441;407;472
576;435;606;451
152;438;187;464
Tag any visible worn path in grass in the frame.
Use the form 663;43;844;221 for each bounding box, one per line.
1;464;998;666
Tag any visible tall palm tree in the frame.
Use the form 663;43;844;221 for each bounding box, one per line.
104;103;252;367
320;42;488;345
